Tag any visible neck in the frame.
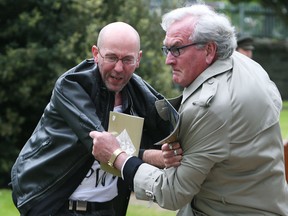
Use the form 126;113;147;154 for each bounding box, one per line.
114;92;122;107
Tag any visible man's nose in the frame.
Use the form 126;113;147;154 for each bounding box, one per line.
114;60;124;71
165;52;175;65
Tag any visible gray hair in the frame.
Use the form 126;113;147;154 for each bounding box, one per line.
161;4;237;59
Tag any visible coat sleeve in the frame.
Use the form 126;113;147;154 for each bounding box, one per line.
51;70;104;151
131;78;231;211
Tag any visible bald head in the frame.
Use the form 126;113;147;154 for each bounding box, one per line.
97;22;140;52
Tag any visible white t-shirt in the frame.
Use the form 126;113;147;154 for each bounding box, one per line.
70;105;123;202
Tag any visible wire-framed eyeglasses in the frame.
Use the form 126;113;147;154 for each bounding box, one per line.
161;42;201;57
98;50;137;66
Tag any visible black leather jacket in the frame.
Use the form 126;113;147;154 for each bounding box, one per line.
11;59;171;216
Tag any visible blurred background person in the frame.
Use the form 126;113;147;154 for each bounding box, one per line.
236;34;254;58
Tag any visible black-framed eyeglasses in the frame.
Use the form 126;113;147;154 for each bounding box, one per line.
98;50;137;66
161;42;201;57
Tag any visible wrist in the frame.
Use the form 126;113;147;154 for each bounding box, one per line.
108;148;125;168
113;151;129;170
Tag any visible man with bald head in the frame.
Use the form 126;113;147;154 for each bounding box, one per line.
11;22;181;216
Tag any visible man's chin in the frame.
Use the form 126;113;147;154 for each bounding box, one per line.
172;75;180;84
107;85;123;93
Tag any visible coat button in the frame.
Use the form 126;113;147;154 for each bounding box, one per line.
207;79;214;85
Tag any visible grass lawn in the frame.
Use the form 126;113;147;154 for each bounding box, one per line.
280;101;288;139
127;193;177;216
0;189;18;216
1;101;287;216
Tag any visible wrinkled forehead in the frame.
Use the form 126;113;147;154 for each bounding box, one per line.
164;18;196;45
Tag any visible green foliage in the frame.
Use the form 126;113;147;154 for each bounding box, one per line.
228;0;288;25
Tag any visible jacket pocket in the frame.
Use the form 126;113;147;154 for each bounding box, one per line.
21;137;51;160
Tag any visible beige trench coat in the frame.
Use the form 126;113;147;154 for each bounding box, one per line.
133;52;288;216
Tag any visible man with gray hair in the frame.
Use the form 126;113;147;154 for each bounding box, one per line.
91;4;288;216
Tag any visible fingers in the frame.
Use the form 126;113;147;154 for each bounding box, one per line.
162;142;181;151
162;143;183;157
89;131;98;138
163;156;182;168
161;142;183;168
90;131;122;163
165;148;183;157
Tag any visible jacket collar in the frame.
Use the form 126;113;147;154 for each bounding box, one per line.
182;56;233;104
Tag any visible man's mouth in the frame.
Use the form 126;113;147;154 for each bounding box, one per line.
111;75;123;80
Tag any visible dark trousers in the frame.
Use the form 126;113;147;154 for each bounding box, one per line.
54;208;115;216
54;200;115;216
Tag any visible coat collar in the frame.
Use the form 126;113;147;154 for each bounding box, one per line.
182;56;233;104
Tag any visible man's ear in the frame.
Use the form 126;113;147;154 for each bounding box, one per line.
92;45;99;63
205;42;217;64
136;50;142;68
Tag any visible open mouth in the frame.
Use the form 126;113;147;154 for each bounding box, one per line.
111;75;123;80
